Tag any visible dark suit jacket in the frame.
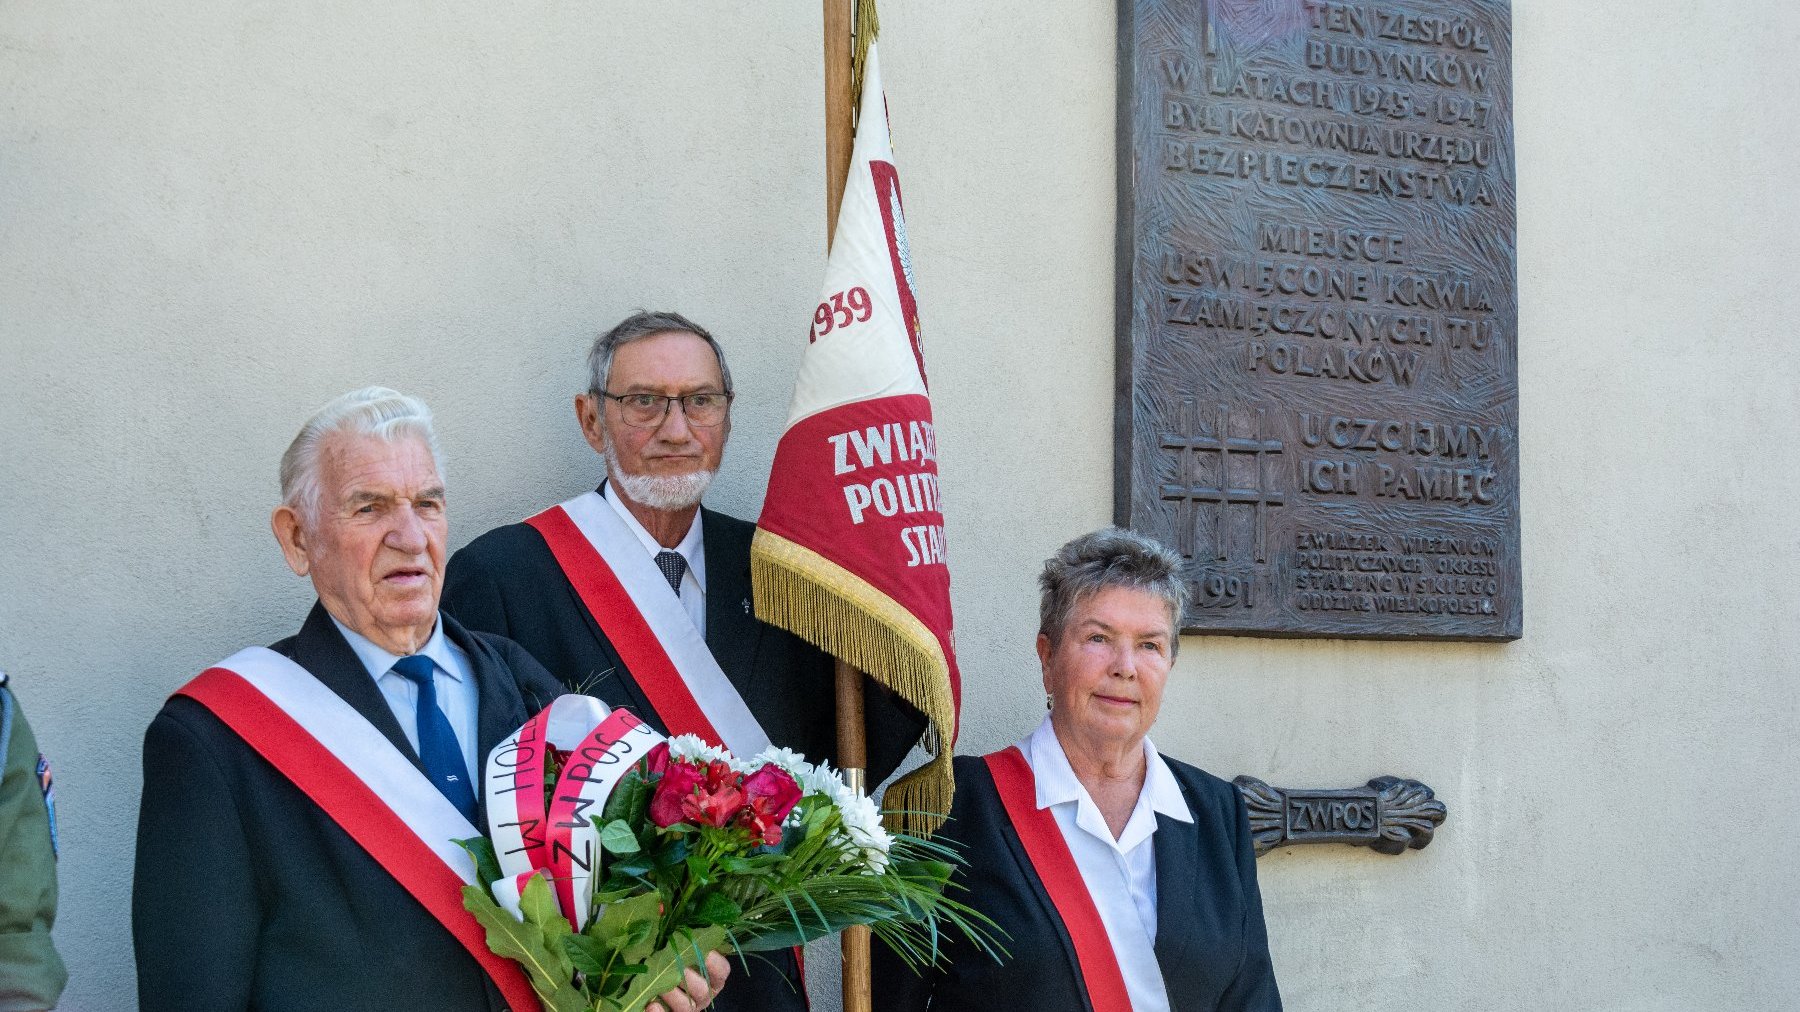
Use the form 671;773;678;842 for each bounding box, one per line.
445;500;928;1012
873;753;1282;1012
132;603;565;1012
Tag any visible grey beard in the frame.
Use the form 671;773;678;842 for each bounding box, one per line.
605;450;715;511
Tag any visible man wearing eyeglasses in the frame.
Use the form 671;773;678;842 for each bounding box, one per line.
443;311;925;1012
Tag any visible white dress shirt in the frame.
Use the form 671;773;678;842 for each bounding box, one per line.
1020;715;1193;1012
331;614;480;786
603;482;708;636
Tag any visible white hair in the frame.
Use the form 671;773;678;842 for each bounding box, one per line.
279;386;444;524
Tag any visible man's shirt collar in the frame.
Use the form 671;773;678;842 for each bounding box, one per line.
330;612;463;683
601;481;707;592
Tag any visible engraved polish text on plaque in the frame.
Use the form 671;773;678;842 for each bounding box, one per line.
1117;0;1520;639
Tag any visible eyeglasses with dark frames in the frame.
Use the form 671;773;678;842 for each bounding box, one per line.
596;390;734;428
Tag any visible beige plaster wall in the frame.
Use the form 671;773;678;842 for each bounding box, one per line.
3;1;1796;1008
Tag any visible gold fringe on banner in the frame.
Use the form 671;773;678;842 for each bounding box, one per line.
849;0;880;128
751;527;956;836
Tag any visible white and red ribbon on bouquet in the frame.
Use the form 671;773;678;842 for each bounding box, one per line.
483;695;665;928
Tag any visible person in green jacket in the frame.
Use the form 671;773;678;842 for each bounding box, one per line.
0;670;65;1012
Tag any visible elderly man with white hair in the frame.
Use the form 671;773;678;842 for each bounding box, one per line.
132;387;729;1012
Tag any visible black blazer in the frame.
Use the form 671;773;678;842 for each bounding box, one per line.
446;502;929;1012
873;753;1282;1012
132;603;566;1012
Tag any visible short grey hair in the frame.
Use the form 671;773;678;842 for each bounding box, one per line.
586;310;734;397
1038;527;1187;655
279;386;444;525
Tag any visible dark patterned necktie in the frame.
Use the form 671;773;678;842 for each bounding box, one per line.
390;654;477;822
655;550;687;596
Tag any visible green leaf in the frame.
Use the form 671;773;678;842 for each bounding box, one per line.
563;932;617;979
606;926;728;1012
592;884;640;905
684;853;714;886
454;836;504;889
890;859;955;889
600;767;651;826
596;891;662;933
597;818;641;856
735;905;868;952
692;891;743;926
595;892;665;965
776;817;809;852
517;873;575;940
461;880;586;1012
607;857;654;879
619;919;655;957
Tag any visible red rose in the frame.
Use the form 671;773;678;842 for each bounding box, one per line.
742;764;802;823
648;759;704;827
738;764;802;846
642;740;672;778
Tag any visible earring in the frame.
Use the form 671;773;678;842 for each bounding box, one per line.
1045;693;1054;711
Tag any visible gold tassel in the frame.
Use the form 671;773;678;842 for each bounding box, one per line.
850;0;880;125
751;528;955;836
881;763;954;838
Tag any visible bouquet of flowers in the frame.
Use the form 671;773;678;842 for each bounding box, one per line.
457;696;998;1012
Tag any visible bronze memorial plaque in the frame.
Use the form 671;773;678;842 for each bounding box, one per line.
1116;0;1519;639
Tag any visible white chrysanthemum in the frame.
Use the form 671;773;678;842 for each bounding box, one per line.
666;734;728;765
798;760;848;800
751;746;815;780
837;790;888;847
830;783;893;874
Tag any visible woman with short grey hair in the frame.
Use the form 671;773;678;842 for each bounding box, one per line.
876;527;1281;1011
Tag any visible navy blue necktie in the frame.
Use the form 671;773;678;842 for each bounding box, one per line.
390;654;477;823
655;550;687;596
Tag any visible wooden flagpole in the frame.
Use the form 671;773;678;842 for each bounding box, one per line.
823;5;873;1011
834;657;872;1012
825;0;854;246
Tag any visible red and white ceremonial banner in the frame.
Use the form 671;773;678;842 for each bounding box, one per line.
176;647;539;1012
752;41;959;832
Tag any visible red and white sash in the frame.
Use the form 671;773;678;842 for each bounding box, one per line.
526;491;771;757
176;647;539;1012
986;746;1135;1012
